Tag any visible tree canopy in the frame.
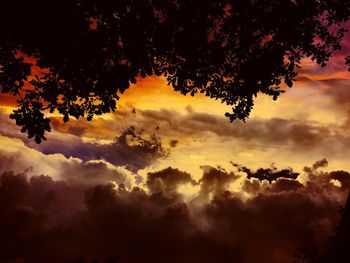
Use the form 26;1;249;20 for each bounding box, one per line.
1;0;350;143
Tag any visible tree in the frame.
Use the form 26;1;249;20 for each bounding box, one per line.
1;0;350;143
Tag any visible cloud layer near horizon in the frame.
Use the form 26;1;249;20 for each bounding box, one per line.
2;102;350;177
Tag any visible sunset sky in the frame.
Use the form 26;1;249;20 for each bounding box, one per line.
1;13;350;263
2;37;350;177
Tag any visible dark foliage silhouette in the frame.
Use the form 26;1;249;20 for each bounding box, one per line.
1;0;350;142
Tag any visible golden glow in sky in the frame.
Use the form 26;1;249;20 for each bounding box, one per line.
1;51;350;179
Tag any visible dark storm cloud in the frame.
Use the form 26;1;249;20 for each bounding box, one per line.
204;190;337;263
0;170;239;263
0;160;349;263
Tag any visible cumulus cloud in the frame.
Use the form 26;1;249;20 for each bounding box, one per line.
0;153;349;263
0;135;137;189
146;167;195;196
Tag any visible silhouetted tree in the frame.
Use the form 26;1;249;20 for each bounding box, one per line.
1;0;350;142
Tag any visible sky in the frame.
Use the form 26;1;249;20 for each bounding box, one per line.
3;46;350;177
1;24;350;263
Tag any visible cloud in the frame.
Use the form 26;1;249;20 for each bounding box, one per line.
2;103;350;169
295;73;350;130
127;108;349;151
320;79;350;128
2;103;342;153
197;166;240;201
146;167;195;196
0;135;137;189
0;111;170;172
0;153;349;263
232;162;299;183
